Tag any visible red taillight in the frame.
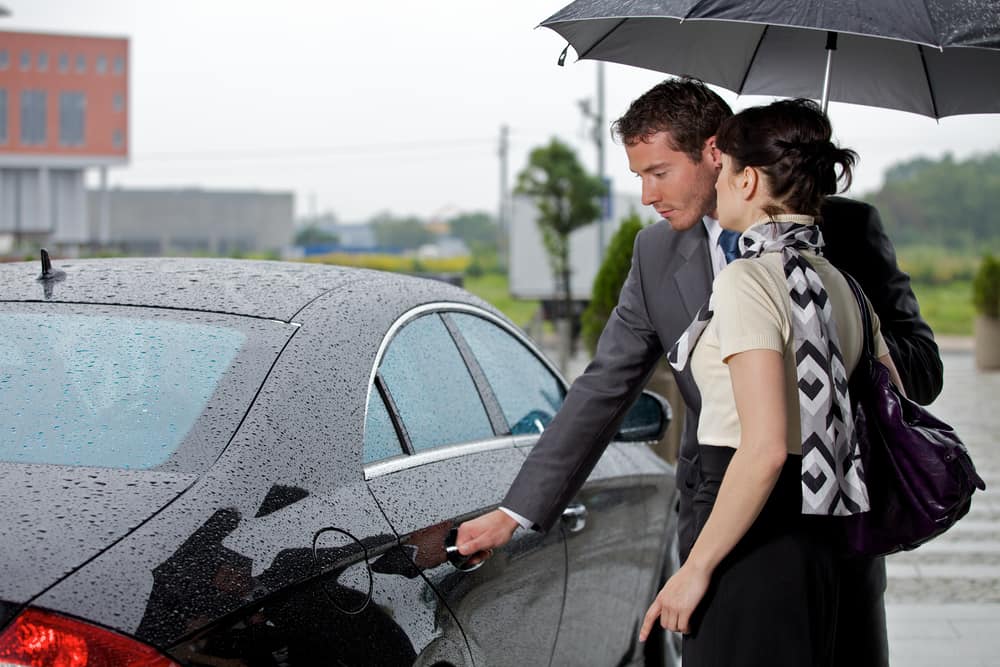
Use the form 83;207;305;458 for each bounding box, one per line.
0;608;179;667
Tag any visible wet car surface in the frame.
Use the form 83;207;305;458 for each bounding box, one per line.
0;257;678;666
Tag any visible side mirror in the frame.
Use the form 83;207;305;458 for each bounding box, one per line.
615;390;672;443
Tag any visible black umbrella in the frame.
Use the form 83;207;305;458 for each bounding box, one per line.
541;0;1000;118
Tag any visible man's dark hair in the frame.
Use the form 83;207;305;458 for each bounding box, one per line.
611;77;732;162
716;98;858;217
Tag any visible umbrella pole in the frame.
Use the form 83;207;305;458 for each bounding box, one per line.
821;32;838;114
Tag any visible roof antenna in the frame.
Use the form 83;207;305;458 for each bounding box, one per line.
38;249;66;281
37;249;66;298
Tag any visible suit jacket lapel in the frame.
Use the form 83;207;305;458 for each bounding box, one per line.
672;224;713;322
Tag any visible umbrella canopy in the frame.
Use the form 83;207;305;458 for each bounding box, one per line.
541;0;1000;118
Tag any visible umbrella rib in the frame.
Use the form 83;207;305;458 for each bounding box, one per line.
577;18;629;60
736;25;770;96
916;45;941;119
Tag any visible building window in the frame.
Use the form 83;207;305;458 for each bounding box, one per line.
59;91;86;147
0;50;8;70
59;52;69;72
0;89;7;144
37;52;49;71
20;90;47;146
113;128;123;148
75;54;86;73
20;50;30;71
114;56;124;75
96;55;107;74
113;93;124;112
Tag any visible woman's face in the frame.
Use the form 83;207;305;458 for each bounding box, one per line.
714;153;747;231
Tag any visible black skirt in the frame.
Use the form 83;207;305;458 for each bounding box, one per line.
682;445;839;667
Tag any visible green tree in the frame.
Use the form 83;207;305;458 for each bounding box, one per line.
974;254;1000;318
447;211;497;248
581;211;647;355
294;224;338;247
369;211;432;249
864;151;1000;250
515;138;605;320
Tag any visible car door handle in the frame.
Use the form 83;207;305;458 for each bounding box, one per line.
444;527;487;573
561;503;587;533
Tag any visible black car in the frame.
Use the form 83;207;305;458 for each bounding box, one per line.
0;257;679;666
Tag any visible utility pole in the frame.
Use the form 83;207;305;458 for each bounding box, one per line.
596;62;606;261
579;62;609;263
498;123;509;270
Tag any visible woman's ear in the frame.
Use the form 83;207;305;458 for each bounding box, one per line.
739;165;759;201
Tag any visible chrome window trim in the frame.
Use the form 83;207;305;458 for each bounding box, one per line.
364;435;515;480
361;301;567;474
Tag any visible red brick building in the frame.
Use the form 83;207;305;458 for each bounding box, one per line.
0;29;129;248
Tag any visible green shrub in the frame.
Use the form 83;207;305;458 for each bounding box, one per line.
896;246;979;285
973;254;1000;318
581;212;647;355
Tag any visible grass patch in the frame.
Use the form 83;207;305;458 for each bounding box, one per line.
911;281;974;336
463;273;540;327
305;252;470;274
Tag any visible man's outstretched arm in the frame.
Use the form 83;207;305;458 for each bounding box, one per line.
457;230;665;555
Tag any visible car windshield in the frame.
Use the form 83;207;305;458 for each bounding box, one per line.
0;306;291;470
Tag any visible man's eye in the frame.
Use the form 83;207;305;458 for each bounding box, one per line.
654;171;666;178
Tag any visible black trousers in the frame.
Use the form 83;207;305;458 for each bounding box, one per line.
833;555;889;667
679;447;889;667
682;447;838;667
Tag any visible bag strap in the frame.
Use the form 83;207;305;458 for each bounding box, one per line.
841;271;877;361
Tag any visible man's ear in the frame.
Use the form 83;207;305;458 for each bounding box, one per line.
704;136;722;168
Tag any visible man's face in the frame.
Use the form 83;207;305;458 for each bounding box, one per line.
625;131;722;232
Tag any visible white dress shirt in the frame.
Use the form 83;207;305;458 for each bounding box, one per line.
703;215;727;278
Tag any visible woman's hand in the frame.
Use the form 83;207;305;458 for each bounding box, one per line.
639;561;711;639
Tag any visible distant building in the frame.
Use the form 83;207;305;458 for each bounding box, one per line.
333;222;376;249
417;237;469;259
86;188;294;255
0;29;129;248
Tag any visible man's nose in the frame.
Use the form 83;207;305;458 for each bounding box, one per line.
641;179;659;206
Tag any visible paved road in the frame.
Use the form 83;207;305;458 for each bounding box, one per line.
884;349;1000;666
886;350;1000;604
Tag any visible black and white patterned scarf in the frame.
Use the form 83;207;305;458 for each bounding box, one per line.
667;221;870;516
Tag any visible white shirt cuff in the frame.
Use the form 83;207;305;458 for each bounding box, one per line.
499;506;534;530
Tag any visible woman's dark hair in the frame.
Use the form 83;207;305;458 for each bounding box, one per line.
715;99;857;216
612;77;732;162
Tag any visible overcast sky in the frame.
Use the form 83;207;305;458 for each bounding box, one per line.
6;1;1000;223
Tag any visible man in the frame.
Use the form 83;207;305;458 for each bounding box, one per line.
457;77;942;665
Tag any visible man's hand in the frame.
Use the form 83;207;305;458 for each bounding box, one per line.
639;561;711;640
456;509;518;557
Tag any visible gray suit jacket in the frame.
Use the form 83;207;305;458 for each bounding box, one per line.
503;217;710;534
502;198;942;558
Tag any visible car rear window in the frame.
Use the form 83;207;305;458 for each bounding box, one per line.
0;307;290;470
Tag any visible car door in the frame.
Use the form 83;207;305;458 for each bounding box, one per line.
444;311;650;665
363;307;567;667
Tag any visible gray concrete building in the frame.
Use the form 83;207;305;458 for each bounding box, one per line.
85;187;294;255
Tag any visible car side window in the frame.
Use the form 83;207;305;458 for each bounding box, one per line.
363;388;403;464
378;313;494;453
449;313;565;435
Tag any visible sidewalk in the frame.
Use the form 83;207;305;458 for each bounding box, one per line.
887;604;1000;666
883;348;1000;666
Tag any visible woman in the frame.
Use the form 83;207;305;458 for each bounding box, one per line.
639;99;905;666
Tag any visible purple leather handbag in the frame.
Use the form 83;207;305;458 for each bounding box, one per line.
843;274;986;557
